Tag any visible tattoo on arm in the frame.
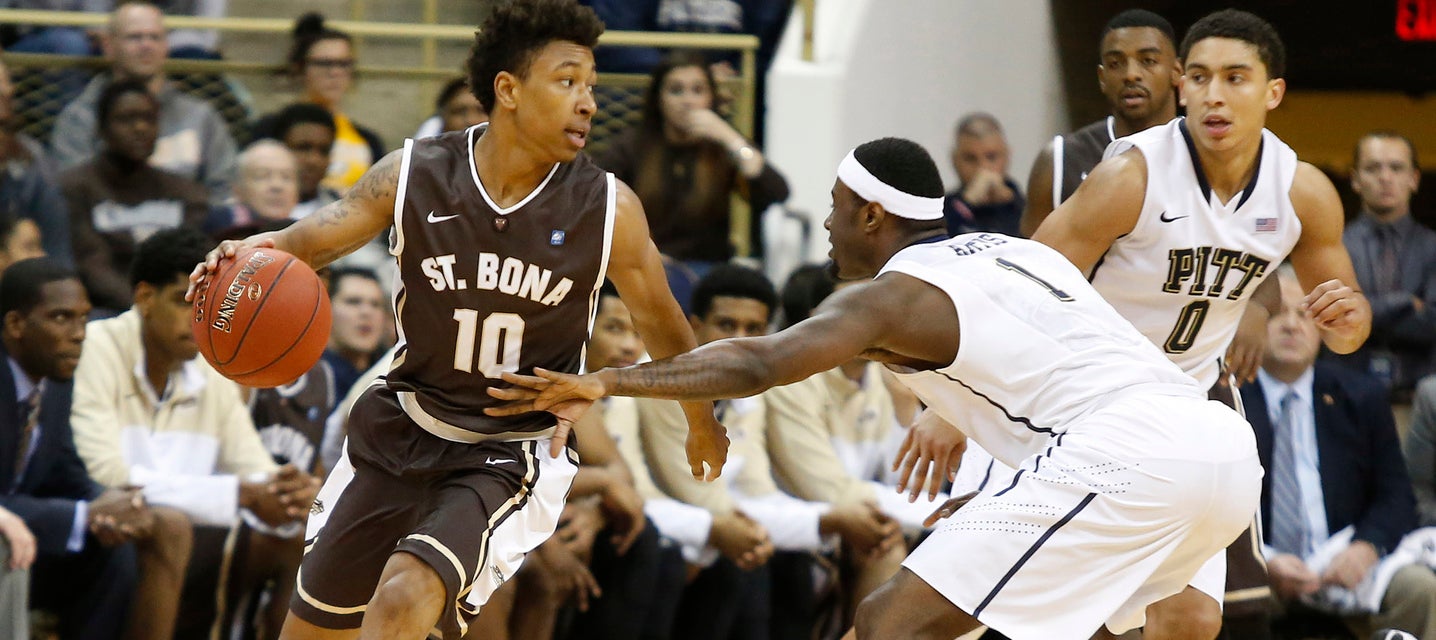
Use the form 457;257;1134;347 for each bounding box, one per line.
606;341;773;402
318;154;401;228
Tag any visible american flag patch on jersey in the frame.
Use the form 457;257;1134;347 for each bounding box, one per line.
1254;217;1278;233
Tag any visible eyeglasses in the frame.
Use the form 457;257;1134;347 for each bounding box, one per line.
306;58;355;71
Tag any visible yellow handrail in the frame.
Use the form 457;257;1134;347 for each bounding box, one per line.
801;0;815;61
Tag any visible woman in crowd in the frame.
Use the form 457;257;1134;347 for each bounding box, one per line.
413;76;489;138
596;50;788;275
281;13;384;192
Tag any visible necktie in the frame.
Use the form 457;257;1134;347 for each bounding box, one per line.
13;387;39;486
1375;224;1401;294
1268;390;1308;556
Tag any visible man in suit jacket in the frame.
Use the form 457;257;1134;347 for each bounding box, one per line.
1241;267;1436;638
1332;132;1436;399
0;257;155;640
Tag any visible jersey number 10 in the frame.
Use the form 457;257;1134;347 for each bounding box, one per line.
452;309;525;377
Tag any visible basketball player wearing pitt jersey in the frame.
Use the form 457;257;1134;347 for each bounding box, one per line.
186;2;728;639
1033;10;1371;639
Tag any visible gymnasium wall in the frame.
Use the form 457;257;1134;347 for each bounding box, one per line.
764;0;1066;262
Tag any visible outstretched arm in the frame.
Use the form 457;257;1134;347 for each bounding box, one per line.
1288;162;1371;354
491;279;899;407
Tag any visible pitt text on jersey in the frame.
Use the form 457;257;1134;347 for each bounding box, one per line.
420;251;575;307
1158;246;1271;354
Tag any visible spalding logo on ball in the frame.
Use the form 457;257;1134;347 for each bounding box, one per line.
192;247;331;387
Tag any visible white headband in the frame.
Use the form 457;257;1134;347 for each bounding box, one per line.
836;150;944;221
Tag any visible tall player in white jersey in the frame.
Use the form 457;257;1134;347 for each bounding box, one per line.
486;137;1264;640
1030;10;1372;638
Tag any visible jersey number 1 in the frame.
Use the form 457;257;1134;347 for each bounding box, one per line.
452;309;525;377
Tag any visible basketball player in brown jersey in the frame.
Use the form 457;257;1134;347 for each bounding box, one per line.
1027;9;1371;640
185;1;728;638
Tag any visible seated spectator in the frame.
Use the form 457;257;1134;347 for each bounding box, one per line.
0;211;45;275
1241;267;1436;638
638;265;899;638
320;267;386;399
0;257;192;640
59;79;207;313
0;55;71;263
943;112;1024;237
272;13;383;193
413;76;489;139
68;229;318;638
568;283;759;639
204;140;299;237
596;50;788;273
256;102;340;219
1405;375;1436;527
50;1;238;199
1329;131;1436;400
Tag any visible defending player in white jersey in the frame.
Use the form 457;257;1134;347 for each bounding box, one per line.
1029;10;1372;638
486;137;1263;640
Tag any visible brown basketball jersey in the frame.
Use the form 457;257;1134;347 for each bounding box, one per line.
386;125;613;437
1054;117;1115;205
249;359;336;473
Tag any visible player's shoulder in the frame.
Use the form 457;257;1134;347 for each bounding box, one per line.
1288;161;1340;212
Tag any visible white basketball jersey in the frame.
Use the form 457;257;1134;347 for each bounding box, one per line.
1092;118;1302;389
878;234;1199;468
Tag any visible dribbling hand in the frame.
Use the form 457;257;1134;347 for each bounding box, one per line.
185;236;277;303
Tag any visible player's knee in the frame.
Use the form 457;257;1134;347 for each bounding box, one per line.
1145;592;1221;640
370;555;447;615
853;581;899;639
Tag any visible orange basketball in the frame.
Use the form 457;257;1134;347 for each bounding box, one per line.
191;247;331;387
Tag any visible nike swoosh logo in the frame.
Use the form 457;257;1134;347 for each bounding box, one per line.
427;211;460;223
1159;211;1189;223
485;457;516;465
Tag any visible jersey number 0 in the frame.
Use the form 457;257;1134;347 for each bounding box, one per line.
452;309;525;377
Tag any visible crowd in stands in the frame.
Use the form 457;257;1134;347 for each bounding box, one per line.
0;1;1434;639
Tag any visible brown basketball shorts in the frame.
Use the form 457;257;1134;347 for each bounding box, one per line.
289;384;578;639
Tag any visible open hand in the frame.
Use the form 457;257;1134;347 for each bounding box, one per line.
487;369;604;458
893;409;967;503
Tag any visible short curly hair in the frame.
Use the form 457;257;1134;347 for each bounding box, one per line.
466;0;604;113
1180;9;1286;80
131;227;213;288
